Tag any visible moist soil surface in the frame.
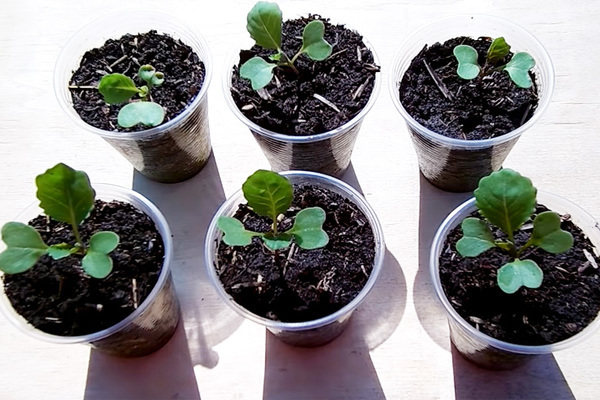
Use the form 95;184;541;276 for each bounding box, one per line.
69;30;205;132
230;15;380;136
400;36;539;140
439;206;600;345
216;184;376;322
3;200;165;336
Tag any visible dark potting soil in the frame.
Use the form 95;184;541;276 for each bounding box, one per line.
216;184;376;322
3;200;165;336
69;30;205;132
400;36;539;140
230;15;380;136
439;206;600;345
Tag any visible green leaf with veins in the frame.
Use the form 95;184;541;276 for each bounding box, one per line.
117;101;165;128
0;222;48;274
453;45;480;80
503;52;535;88
246;1;282;50
242;170;293;224
474;169;537;238
487;37;510;64
287;207;329;249
300;20;332;61
456;217;496;257
240;57;278;90
529;211;574;254
36;163;95;229
47;243;73;260
98;74;141;104
217;216;263;246
81;231;119;279
497;259;543;294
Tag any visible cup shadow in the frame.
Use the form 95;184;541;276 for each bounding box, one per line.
262;168;406;400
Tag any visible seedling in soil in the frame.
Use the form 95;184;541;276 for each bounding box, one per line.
453;37;535;88
218;170;329;251
98;64;165;127
456;169;573;294
240;1;333;90
0;163;119;279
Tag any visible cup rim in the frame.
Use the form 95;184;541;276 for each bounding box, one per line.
222;22;381;143
0;183;174;344
430;190;600;354
388;13;555;149
53;9;212;140
204;170;385;331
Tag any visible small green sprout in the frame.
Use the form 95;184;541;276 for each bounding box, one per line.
0;163;120;279
217;170;329;251
240;1;333;90
456;169;573;294
453;37;535;88
98;64;165;128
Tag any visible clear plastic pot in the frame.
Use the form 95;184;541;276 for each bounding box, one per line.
390;15;554;192
205;171;385;347
54;11;212;183
223;36;381;178
0;184;179;357
431;191;600;369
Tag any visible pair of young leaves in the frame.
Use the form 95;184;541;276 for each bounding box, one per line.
456;169;573;294
241;1;333;90
98;64;165;128
218;170;329;251
453;37;535;88
0;164;119;279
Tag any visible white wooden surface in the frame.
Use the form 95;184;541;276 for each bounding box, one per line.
1;0;599;399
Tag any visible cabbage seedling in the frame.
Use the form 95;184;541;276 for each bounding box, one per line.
217;170;329;251
240;1;333;90
98;64;165;128
456;169;573;294
0;163;119;279
453;37;535;88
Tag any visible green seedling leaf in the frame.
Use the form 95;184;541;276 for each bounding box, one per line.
36;163;95;228
497;259;543;294
217;216;262;246
138;65;156;83
81;231;120;279
98;73;141;104
240;57;277;90
456;217;496;257
48;243;72;260
529;211;574;254
246;1;282;50
504;52;535;88
0;222;48;274
150;72;164;87
474;169;536;237
487;37;510;64
262;233;293;251
300;20;332;61
117;101;165;128
453;45;480;80
287;207;329;249
242;170;293;223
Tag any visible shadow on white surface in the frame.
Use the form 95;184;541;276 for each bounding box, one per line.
262;168;406;400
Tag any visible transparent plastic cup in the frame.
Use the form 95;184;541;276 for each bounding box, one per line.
54;11;212;183
431;191;600;369
205;171;385;347
0;184;179;357
390;15;554;192
223;37;381;178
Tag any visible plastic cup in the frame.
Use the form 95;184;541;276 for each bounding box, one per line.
205;171;385;347
0;184;179;357
223;37;381;178
431;191;600;369
54;11;212;183
390;15;554;192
